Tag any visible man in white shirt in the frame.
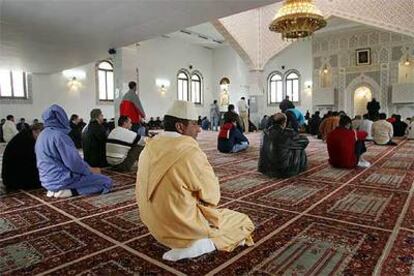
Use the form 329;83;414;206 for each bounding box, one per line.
237;97;249;133
359;114;373;140
2;115;18;143
106;116;146;172
371;113;396;145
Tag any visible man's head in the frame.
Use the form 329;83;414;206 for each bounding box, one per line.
315;111;320;116
156;117;160;120
213;100;217;104
379;113;387;120
6;115;14;122
90;109;104;124
31;123;44;140
285;96;290;100
164;100;200;139
332;111;339;117
271;113;287;128
228;104;235;112
20;118;25;123
355;115;362;120
363;114;369;120
118;115;132;129
339;115;352;129
70;114;80;124
128;81;137;92
150;117;154;121
225;112;238;125
241;97;245;100
1;118;5;124
33;119;39;124
372;98;377;102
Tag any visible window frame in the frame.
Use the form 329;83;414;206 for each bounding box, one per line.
190;71;203;105
177;69;190;101
96;60;114;103
267;71;284;105
0;71;28;99
284;70;301;103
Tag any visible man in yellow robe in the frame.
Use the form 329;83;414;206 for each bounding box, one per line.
136;100;254;261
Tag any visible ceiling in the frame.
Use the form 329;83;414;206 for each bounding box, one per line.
167;23;225;49
0;0;280;73
217;0;414;70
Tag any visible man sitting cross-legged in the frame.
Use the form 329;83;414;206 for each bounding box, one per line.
136;100;254;262
217;112;249;153
106;115;146;172
327;115;370;169
258;113;309;178
35;104;112;198
371;113;396;145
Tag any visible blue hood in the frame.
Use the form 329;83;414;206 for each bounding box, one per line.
42;104;71;133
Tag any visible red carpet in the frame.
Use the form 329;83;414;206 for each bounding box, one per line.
0;132;413;275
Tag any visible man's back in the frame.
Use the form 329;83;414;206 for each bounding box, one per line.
372;120;393;144
82;121;107;167
137;134;220;248
327;128;360;168
2;120;18;143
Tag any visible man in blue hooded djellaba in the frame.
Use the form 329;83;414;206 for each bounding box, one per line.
35;104;112;198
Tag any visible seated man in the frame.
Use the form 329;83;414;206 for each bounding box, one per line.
327;115;370;169
2;115;18;143
106;116;146;172
16;118;30;132
319;112;340;141
137;100;254;261
36;105;112;198
218;113;249;153
82;109;108;168
372;113;396;145
359;114;373;140
154;117;162;129
258;113;309;178
69;114;82;149
223;104;243;133
2;123;44;190
392;115;408;137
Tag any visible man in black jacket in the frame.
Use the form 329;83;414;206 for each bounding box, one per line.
69;114;82;148
367;98;380;120
82;109;108;168
1;123;44;190
258;113;309;178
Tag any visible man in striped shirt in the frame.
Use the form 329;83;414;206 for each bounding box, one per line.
106;116;146;172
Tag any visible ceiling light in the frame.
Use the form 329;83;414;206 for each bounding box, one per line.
269;0;327;40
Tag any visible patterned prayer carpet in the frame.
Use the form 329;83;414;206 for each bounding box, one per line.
1;133;414;275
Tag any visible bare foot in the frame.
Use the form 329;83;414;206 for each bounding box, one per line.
90;167;101;174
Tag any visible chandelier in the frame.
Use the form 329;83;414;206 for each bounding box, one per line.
269;0;327;40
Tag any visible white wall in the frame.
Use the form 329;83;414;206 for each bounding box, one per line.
262;40;313;115
0;63;114;122
136;37;214;118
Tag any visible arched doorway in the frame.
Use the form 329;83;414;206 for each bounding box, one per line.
353;86;372;116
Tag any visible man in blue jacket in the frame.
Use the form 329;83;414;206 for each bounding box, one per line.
35;104;112;198
217;112;249;153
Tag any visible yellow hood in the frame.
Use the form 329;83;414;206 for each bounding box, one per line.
138;135;200;201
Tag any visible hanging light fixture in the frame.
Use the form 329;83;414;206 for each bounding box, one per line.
269;0;327;40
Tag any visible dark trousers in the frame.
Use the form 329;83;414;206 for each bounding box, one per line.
111;145;144;172
355;140;367;161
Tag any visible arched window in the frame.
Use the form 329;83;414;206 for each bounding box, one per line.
191;72;202;104
177;70;190;101
268;72;283;104
0;71;28;98
97;61;114;101
286;71;300;102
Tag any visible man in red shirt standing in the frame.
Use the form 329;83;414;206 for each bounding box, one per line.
327;115;370;169
120;81;146;133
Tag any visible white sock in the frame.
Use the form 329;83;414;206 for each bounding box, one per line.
53;189;73;198
46;191;55;198
162;238;216;262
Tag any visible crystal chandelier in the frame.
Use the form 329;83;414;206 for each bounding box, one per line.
269;0;327;40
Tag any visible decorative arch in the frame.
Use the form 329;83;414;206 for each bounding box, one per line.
345;73;381;117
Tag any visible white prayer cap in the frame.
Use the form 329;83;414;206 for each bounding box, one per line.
165;100;198;121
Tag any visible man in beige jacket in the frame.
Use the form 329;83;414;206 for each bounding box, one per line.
371;113;396;145
136;100;254;261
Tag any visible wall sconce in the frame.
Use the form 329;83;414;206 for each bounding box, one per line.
323;64;329;74
404;56;411;66
62;69;86;91
304;81;312;95
155;79;170;95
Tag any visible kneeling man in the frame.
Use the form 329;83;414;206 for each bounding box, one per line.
106;116;146;172
258;113;309;178
327;115;370;168
136;101;254;261
36;105;112;198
